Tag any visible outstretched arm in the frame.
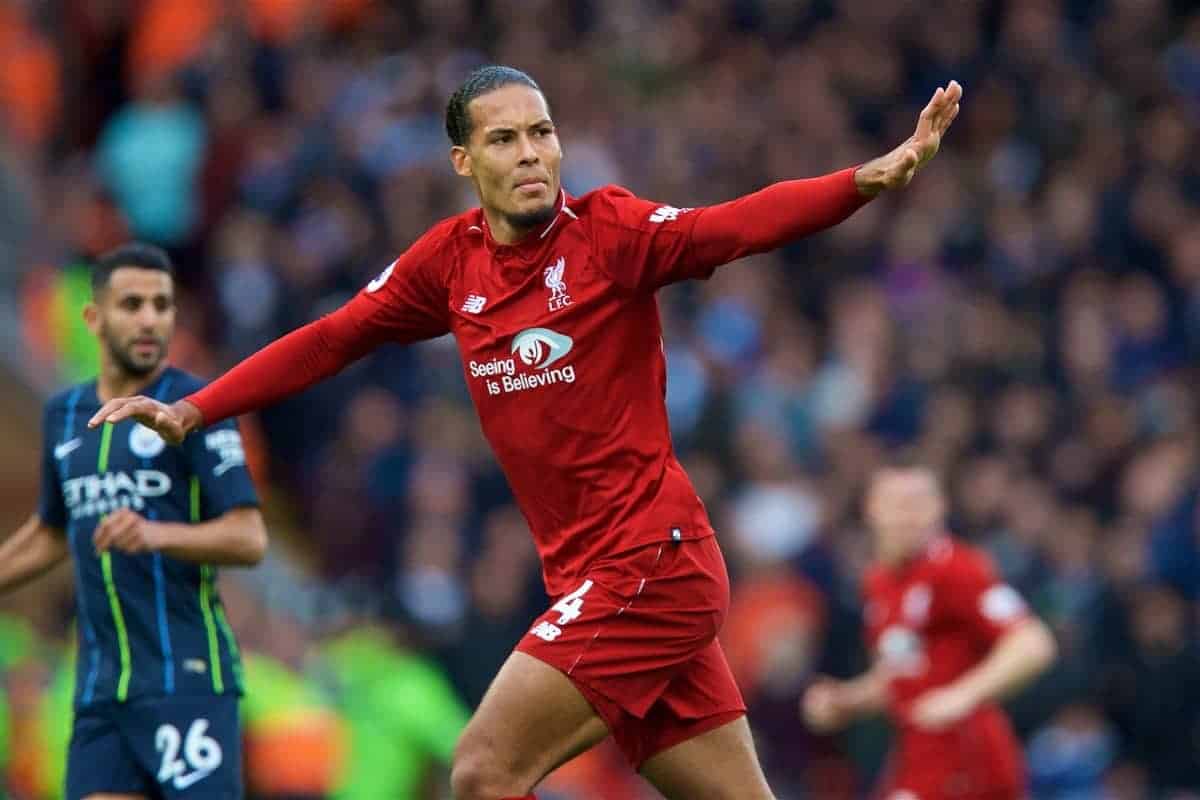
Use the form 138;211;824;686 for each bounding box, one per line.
93;507;268;566
0;515;69;594
909;617;1056;731
688;81;962;266
801;663;891;733
87;306;380;442
87;233;451;440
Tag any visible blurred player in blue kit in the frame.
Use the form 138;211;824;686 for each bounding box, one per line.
0;243;267;799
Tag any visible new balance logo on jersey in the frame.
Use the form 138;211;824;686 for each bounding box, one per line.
461;294;488;314
54;438;82;460
544;257;571;311
648;205;693;223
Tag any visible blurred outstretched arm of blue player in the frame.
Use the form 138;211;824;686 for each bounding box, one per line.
0;514;69;594
92;506;267;566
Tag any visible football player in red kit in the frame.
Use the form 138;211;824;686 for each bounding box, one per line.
803;465;1057;800
91;67;962;799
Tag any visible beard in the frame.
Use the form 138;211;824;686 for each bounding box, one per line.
504;201;558;232
104;328;166;378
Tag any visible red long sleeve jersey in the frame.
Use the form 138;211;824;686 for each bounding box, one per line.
188;172;867;595
863;537;1029;795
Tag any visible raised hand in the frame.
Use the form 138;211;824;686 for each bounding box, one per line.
855;80;962;196
87;397;201;445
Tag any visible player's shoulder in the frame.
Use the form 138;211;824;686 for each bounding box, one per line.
926;536;998;583
157;367;207;400
43;380;96;416
422;213;477;247
571;184;651;219
574;185;697;234
861;564;889;595
382;212;484;280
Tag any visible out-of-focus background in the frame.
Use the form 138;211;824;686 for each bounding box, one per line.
0;0;1198;798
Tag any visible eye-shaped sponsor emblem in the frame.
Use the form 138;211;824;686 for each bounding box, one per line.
512;328;573;369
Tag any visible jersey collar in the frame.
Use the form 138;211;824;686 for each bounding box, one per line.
474;189;577;261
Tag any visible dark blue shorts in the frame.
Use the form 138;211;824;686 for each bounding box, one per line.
66;694;242;799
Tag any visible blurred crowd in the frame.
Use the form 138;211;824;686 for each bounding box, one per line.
2;0;1200;798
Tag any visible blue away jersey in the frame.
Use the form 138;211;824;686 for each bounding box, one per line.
38;367;259;708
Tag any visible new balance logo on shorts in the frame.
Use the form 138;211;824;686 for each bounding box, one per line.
530;621;562;641
530;580;594;641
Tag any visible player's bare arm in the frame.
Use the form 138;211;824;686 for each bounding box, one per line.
92;506;267;566
854;81;962;196
801;663;891;733
910;617;1056;731
0;513;69;594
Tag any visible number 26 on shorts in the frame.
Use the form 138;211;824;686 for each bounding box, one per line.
156;718;223;790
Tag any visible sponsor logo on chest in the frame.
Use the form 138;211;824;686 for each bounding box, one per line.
468;327;577;396
63;470;173;520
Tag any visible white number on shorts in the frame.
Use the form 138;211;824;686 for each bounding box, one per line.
156;718;223;789
552;579;594;625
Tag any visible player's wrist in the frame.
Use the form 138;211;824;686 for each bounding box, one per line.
172;400;204;437
853;161;886;197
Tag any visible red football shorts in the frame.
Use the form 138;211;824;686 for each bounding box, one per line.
881;709;1025;800
517;535;746;768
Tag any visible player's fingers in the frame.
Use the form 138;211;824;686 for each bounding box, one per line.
917;91;941;131
87;398;136;429
945;80;963;104
935;99;959;134
88;397;146;428
92;521;110;550
942;102;960;132
115;529;146;553
88;398;127;428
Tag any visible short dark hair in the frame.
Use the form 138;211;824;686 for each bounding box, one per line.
92;242;175;295
445;65;545;147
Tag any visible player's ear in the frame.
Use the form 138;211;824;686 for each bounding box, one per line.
83;302;102;335
450;145;473;178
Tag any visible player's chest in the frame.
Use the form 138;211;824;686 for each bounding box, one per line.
448;246;626;395
866;578;941;675
55;419;185;520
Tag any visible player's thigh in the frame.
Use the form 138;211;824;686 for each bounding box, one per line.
68;707;153;800
639;715;774;800
454;650;609;788
119;694;242;799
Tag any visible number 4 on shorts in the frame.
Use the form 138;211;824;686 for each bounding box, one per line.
552;579;594;625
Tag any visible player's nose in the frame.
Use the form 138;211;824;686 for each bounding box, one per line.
516;133;539;165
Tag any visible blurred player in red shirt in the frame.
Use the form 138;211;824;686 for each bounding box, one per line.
91;67;962;799
802;464;1057;800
